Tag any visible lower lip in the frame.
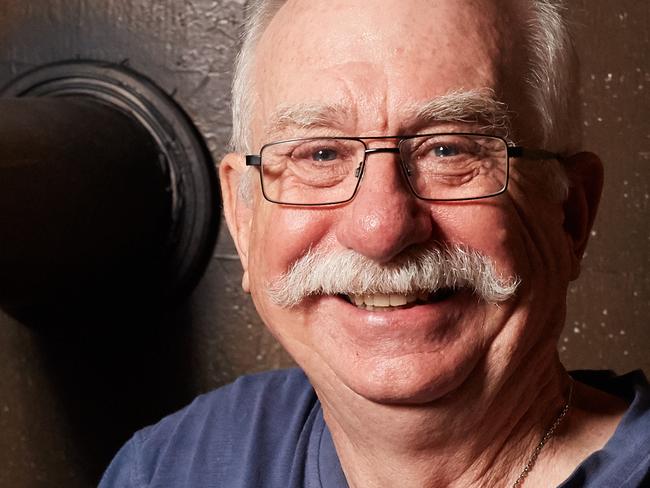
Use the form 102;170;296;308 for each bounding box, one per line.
319;290;471;341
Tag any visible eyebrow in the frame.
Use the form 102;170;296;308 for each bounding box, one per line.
265;102;352;138
407;89;512;136
264;89;512;140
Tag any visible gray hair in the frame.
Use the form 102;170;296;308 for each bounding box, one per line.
524;1;580;153
230;0;287;155
230;0;578;197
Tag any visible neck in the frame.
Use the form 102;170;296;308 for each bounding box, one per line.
316;354;571;488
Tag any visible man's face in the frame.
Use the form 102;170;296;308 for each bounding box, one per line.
223;0;592;404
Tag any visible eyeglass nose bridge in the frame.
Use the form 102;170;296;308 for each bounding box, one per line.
357;146;412;178
364;147;401;156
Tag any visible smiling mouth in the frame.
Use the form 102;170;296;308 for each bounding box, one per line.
340;288;456;310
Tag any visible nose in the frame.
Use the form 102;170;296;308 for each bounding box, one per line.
335;150;433;263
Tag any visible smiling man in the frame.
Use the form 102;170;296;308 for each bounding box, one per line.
100;1;650;487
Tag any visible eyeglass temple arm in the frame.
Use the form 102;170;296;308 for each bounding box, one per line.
508;147;561;160
246;155;261;166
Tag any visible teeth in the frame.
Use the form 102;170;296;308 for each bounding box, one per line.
347;293;421;308
374;294;390;307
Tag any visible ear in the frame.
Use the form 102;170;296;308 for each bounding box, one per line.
562;152;604;280
219;152;253;292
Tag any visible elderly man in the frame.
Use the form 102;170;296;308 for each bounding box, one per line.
101;0;650;486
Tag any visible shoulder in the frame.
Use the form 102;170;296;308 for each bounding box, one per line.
139;367;315;439
562;370;650;487
99;368;319;488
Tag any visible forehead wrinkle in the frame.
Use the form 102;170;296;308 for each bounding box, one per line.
264;102;353;141
261;91;514;142
405;89;513;138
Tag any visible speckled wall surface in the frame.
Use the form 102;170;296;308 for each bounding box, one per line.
560;1;649;372
0;1;647;486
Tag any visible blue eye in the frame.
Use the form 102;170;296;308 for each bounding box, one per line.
313;148;339;161
432;145;459;157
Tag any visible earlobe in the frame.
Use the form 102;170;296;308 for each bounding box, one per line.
562;152;604;280
219;152;253;293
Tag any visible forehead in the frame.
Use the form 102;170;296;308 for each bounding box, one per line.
253;0;526;140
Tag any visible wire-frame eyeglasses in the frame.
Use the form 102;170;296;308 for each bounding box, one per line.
245;133;560;206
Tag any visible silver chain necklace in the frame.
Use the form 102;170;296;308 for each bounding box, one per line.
511;381;574;487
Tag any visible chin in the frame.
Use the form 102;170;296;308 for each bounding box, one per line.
335;350;481;405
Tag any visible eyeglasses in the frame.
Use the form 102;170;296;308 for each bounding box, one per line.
245;133;559;206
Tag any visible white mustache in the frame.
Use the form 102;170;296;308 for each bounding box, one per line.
267;244;520;308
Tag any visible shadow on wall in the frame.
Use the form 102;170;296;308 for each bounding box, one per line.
18;303;196;484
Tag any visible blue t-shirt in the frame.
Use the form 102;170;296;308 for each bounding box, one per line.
99;369;650;487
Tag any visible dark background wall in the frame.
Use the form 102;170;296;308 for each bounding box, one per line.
0;1;647;487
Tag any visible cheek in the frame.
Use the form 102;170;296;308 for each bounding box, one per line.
248;206;335;290
246;206;340;351
506;173;573;282
432;203;528;279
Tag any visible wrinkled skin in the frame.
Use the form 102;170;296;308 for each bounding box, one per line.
221;0;609;486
